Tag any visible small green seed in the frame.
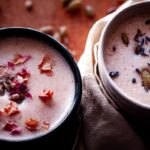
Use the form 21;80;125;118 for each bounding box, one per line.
3;82;10;91
121;33;129;46
135;45;142;55
10;94;20;101
19;94;25;100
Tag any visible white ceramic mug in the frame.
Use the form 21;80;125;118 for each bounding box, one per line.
98;1;150;123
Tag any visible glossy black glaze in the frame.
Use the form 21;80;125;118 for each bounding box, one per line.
0;28;82;149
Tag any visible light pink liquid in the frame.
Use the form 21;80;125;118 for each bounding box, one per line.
104;15;150;107
0;37;75;141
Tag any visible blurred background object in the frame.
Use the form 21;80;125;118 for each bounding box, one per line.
0;0;126;60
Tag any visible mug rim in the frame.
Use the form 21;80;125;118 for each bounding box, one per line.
98;1;150;110
0;27;82;142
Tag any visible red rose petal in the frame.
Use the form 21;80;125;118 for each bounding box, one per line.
3;101;20;116
7;62;15;70
42;121;50;130
12;54;31;65
25;92;32;99
3;121;18;132
39;89;53;102
11;127;22;135
25;118;39;130
38;54;53;76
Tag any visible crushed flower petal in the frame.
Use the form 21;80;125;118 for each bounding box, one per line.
38;54;53;76
11;127;22;135
39;89;53;102
25;118;39;130
3;121;22;135
7;62;15;70
2;101;20;116
3;121;18;131
11;54;31;65
42;121;50;130
16;69;30;83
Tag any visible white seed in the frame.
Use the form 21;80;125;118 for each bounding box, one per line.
85;5;95;18
59;26;67;38
71;50;77;56
53;32;61;42
141;69;150;89
39;25;54;35
16;76;24;83
63;37;69;46
66;0;82;11
25;0;33;10
3;82;10;91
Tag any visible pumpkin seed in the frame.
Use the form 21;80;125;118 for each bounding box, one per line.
121;33;129;46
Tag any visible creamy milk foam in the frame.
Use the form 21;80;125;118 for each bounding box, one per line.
104;14;150;107
0;37;75;140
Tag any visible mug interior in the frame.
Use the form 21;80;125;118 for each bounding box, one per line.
0;27;82;142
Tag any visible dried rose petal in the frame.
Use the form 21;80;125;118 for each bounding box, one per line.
18;83;28;93
40;63;53;76
38;54;53;76
25;118;39;130
16;69;30;83
39;90;53;102
11;127;22;135
11;54;31;65
42;121;50;130
16;68;30;78
7;62;15;70
25;92;32;99
38;55;47;68
3;121;18;132
2;101;20;116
